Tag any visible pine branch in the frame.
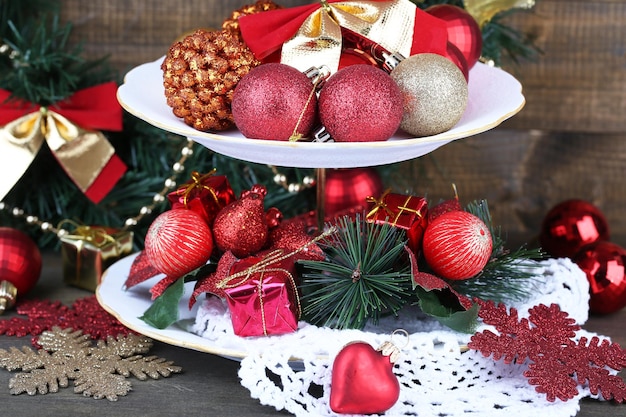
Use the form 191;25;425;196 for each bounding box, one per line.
299;215;413;329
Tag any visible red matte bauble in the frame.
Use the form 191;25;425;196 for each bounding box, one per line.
0;227;41;295
573;241;626;315
423;210;492;280
232;63;317;140
426;4;483;69
539;199;610;259
330;342;400;414
144;209;214;277
213;189;269;258
324;168;384;218
318;65;403;142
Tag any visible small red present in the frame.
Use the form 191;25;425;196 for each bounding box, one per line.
222;251;300;337
366;190;428;254
167;169;236;226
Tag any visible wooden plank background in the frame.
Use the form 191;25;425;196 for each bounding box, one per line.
60;0;626;248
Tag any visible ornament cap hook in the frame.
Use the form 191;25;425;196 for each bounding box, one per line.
377;329;410;363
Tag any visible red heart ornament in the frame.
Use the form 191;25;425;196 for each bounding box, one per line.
330;341;400;414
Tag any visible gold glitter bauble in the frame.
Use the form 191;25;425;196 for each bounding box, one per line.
390;53;468;137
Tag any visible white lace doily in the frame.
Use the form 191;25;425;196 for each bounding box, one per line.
191;257;597;417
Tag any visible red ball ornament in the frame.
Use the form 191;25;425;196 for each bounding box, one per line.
318;65;403;142
445;41;469;81
423;210;492;280
213;186;269;258
426;4;483;69
539;199;610;259
324;168;384;218
573;241;626;315
144;209;214;277
232;63;317;141
0;227;42;311
330;341;400;414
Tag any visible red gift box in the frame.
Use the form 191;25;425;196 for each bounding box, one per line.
366;190;428;253
223;251;300;337
167;170;236;226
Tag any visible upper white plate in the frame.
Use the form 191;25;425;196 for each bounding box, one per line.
117;58;524;168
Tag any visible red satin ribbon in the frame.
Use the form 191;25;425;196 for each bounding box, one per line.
239;0;449;63
0;81;123;132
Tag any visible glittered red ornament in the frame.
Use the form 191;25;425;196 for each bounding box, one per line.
426;4;483;69
318;65;403;142
572;241;626;315
0;228;41;311
232;63;317;140
212;186;269;258
539;199;610;259
144;209;214;277
423;210;492;280
330;341;400;414
324;168;384;218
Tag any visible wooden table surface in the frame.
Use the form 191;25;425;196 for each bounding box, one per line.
0;252;623;417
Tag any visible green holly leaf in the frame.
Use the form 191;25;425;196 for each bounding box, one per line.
139;278;185;329
415;286;479;333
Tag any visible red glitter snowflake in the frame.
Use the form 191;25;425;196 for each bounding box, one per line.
469;301;626;402
0;296;134;346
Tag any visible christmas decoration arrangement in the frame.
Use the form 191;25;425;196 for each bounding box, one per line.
99;1;626;416
10;0;624;416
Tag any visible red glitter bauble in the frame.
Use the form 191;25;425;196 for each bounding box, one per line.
318;65;403;142
324;168;384;217
572;241;626;315
425;4;483;69
212;187;269;258
231;63;317;140
0;227;41;296
539;199;610;259
144;209;214;277
422;211;492;280
330;342;400;414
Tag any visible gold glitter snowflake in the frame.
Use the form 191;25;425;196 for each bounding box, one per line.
0;327;182;401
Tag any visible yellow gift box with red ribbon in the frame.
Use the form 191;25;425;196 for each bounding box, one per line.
60;222;135;291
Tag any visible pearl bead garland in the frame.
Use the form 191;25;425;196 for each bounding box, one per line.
269;165;316;193
1;138;195;236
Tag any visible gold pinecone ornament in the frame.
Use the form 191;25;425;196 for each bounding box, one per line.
161;29;260;132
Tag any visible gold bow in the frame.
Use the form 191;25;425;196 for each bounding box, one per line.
366;189;394;219
175;169;220;207
59;220;118;248
0;107;117;201
464;0;535;28
282;0;417;73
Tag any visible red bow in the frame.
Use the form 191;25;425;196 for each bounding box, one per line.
239;0;448;72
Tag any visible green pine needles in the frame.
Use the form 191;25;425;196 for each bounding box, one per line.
299;215;414;330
